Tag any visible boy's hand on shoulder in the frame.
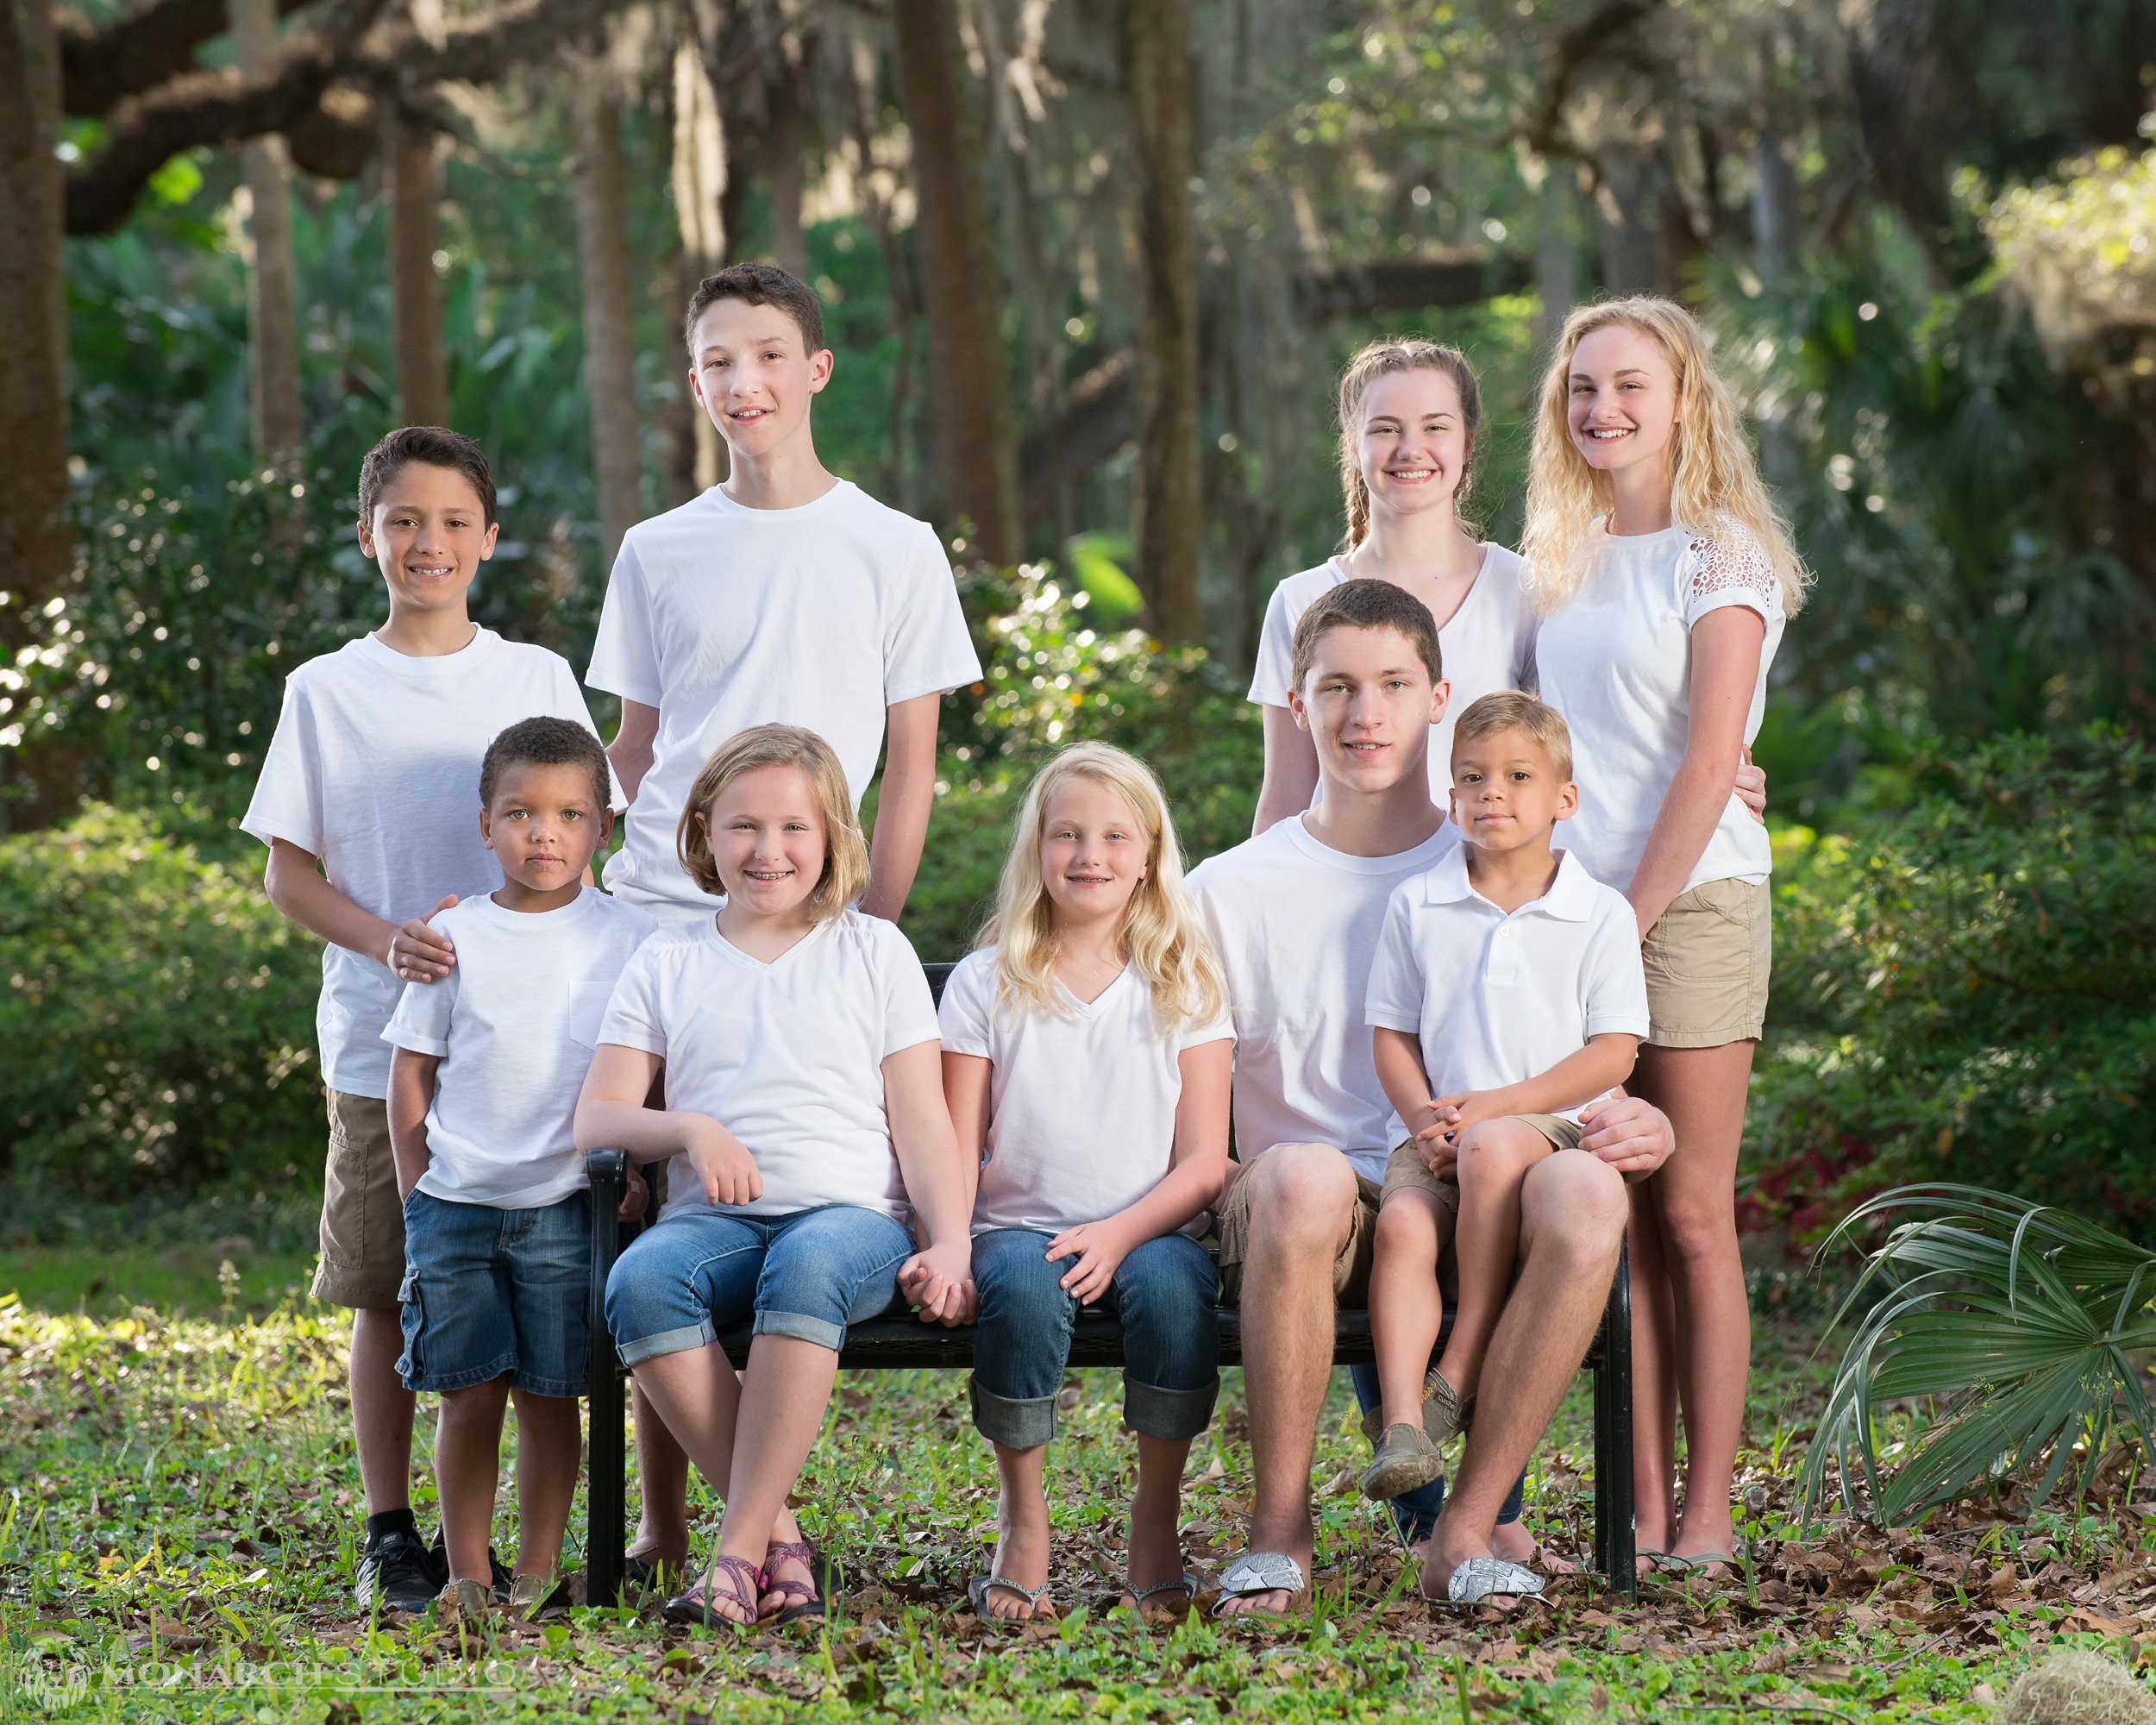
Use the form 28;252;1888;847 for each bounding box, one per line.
1044;1220;1131;1305
899;1242;974;1327
685;1117;762;1207
388;894;461;982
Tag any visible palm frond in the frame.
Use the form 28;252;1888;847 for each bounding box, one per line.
1800;1184;2156;1526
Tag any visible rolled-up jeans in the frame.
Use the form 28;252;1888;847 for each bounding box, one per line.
1350;1364;1526;1544
970;1228;1220;1450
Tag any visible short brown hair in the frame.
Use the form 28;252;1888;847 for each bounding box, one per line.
1288;578;1444;693
1451;691;1573;781
675;724;867;919
480;716;611;813
682;262;825;356
357;426;498;527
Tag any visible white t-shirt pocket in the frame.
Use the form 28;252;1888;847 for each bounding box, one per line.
569;980;616;1050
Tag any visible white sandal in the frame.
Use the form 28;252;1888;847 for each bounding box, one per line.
1212;1550;1307;1617
1431;1555;1545;1607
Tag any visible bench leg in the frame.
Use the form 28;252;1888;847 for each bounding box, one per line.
585;1151;628;1609
1593;1237;1638;1600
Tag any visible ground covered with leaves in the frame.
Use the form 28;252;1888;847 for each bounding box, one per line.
2;1253;2152;1722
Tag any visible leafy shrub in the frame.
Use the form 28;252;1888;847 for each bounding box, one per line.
1746;726;2156;1226
0;805;323;1191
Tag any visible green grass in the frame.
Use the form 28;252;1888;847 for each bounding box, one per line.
2;1263;2151;1722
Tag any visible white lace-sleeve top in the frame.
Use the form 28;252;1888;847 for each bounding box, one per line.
1532;517;1785;896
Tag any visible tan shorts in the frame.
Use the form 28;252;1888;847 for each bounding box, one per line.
312;1090;405;1309
1379;1115;1584;1210
1642;877;1771;1047
1214;1153;1383;1307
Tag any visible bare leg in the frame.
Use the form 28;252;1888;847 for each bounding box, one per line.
1219;1144;1362;1617
433;1378;509;1583
1634;1041;1755;1565
1627;1187;1681;1560
1122;1433;1196;1616
982;1443;1054;1621
508;1389;582;1579
1434;1120;1555;1397
630;1339;816;1623
629;1383;692;1574
1368;1190;1449;1429
351;1307;417;1517
1425;1151;1624;1600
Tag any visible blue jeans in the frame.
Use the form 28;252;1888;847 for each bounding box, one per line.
398;1189;591;1396
1349;1364;1526;1542
970;1228;1219;1449
605;1203;912;1364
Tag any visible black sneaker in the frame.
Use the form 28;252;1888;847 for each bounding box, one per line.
357;1527;445;1614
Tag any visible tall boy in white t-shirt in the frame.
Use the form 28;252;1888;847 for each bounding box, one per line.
242;428;611;1613
586;261;981;1584
384;718;655;1618
1359;693;1647;1502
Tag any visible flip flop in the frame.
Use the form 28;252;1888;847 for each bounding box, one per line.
968;1573;1055;1622
1212;1550;1307;1619
1120;1571;1200;1622
1429;1555;1545;1608
1656;1546;1745;1579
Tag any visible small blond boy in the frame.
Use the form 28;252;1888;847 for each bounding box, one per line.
1359;691;1648;1500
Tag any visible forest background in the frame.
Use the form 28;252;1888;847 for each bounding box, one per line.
3;0;2154;1251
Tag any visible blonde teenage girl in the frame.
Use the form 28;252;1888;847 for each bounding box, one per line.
1522;297;1808;1578
1250;340;1538;833
939;743;1232;1623
575;724;975;1628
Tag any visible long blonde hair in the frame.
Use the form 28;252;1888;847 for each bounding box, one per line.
1337;338;1483;549
1520;297;1808;614
975;743;1226;1034
675;724;868;920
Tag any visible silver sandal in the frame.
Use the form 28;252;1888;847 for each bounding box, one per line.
1431;1555;1545;1607
968;1573;1054;1621
1212;1550;1307;1617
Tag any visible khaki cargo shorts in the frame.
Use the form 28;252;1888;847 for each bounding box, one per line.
1213;1149;1383;1307
1378;1114;1584;1210
1643;876;1772;1047
312;1089;405;1309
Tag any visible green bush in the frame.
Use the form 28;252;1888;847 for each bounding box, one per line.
1747;725;2156;1226
0;805;323;1192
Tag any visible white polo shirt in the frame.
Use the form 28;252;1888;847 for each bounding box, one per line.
1364;846;1649;1135
596;906;940;1222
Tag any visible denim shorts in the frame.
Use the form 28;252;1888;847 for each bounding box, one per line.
398;1188;591;1397
605;1203;912;1365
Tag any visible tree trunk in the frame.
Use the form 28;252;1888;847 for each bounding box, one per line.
1119;0;1202;642
763;57;807;283
1536;172;1580;352
1593;147;1657;295
1752;126;1797;286
385;108;448;425
570;62;642;564
231;0;304;456
670;32;726;493
887;0;1021;564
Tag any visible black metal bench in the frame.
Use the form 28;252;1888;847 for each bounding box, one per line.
583;960;1638;1606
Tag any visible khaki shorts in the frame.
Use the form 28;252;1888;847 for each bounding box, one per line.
1214;1152;1383;1307
1379;1116;1584;1210
312;1090;405;1309
1643;877;1771;1047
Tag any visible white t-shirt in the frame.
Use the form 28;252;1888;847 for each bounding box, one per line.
937;948;1233;1236
383;888;657;1208
1532;518;1785;895
1188;814;1461;1181
241;629;608;1100
597;907;940;1222
586;480;983;919
1365;847;1649;1139
1247;545;1540;804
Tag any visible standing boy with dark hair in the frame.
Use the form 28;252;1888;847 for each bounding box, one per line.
586;262;981;1595
243;429;613;1611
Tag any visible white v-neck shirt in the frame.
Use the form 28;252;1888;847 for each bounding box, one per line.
1188;814;1461;1180
1365;847;1648;1139
241;628;609;1099
937;948;1233;1236
597;907;942;1222
586;480;981;920
1532;518;1785;894
1248;544;1540;802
